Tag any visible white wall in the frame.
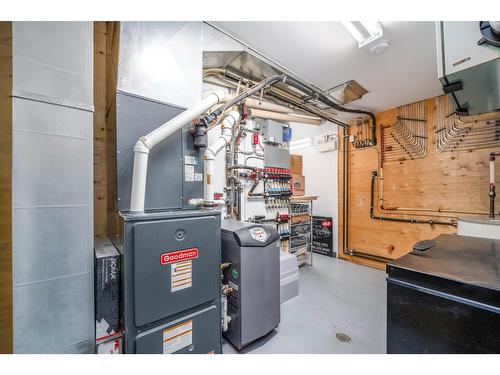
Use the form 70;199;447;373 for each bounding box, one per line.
290;122;339;253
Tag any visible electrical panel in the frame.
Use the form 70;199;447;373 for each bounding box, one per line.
262;119;285;144
264;145;290;169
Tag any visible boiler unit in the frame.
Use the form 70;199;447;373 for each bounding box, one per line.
221;220;281;350
118;210;222;354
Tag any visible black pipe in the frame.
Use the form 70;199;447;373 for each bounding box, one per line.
347;249;394;263
237;186;242;221
284;76;377;146
489;152;499;219
201;74;377;141
370;171;456;227
210;69;349;128
342;129;348;257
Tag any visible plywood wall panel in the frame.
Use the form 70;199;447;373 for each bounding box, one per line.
94;21;108;240
105;22;120;242
339;97;499;269
0;21;13;354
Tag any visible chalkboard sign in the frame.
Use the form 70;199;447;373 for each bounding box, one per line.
312;216;335;257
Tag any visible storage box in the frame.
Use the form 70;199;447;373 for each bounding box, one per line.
291;174;305;196
290;154;303;175
95;241;121;341
280;252;299;303
96;335;123;354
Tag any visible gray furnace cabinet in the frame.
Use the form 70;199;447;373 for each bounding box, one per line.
118;210;221;354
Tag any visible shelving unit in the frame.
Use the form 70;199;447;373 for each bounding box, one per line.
289;196;317;266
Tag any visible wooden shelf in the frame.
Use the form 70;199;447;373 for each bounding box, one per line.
290;195;318;201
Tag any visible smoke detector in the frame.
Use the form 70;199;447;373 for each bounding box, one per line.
370;40;390;55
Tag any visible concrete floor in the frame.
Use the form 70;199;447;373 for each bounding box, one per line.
222;254;387;354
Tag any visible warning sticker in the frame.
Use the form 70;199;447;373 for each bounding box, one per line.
163;320;193;354
194;173;203;182
185;165;195;182
228;280;238;291
184;155;198;165
171;260;192;292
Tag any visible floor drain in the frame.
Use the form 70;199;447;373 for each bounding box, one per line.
336;333;351;343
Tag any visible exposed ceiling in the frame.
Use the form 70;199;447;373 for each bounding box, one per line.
214;21;444;113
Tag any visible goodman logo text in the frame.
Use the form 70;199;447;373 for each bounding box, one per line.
160;248;199;265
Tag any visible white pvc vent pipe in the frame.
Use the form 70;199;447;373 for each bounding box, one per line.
129;90;228;212
204;110;241;201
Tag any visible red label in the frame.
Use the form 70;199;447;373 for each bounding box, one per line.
160;248;199;265
321;220;332;228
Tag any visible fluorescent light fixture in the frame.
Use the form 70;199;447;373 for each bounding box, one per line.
341;21;383;48
290;137;312;151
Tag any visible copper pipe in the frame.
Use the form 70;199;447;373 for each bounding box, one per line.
457;111;500;124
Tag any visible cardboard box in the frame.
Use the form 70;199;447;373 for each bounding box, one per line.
291;174;305;196
290;154;303;175
95;241;121;341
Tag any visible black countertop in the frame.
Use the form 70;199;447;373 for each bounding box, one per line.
387;234;500;305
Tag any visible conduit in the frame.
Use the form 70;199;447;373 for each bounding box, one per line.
490;151;500;218
203;68;358;129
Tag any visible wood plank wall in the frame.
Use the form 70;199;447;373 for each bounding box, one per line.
338;97;500;270
93;21;120;242
94;22;108;240
105;22;120;242
0;21;13;354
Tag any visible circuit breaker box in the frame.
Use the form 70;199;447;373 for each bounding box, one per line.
261;119;285;144
118;210;221;354
221;220;281;350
